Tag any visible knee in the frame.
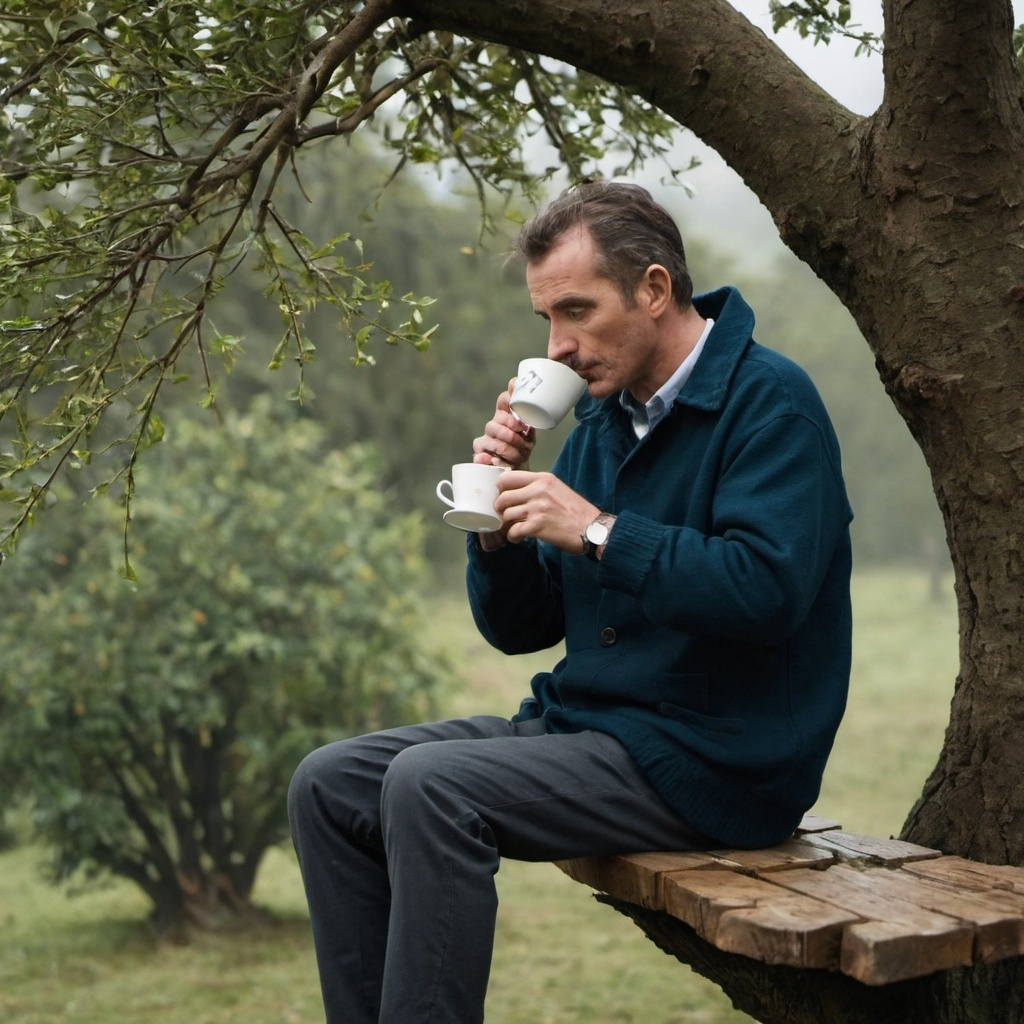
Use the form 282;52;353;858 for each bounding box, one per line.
287;739;364;826
379;744;458;828
380;745;431;814
287;745;330;827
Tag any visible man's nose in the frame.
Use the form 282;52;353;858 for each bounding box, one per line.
546;323;576;363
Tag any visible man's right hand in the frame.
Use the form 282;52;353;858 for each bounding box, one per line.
472;378;537;552
472;377;536;470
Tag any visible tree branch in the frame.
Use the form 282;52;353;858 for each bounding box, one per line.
297;56;447;143
397;0;861;195
199;0;399;194
98;749;180;893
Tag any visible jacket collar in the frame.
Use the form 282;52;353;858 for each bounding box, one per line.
574;285;755;426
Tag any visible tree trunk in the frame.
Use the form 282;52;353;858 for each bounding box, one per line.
399;0;1024;1018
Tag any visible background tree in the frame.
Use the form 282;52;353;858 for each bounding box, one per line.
0;400;446;933
3;1;1024;1019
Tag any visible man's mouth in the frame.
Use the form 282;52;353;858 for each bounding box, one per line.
566;359;598;379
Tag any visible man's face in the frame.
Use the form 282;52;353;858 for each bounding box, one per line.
526;227;661;403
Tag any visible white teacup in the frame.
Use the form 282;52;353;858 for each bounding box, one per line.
509;358;586;430
436;462;508;533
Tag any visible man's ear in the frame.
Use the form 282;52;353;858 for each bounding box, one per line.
640;264;673;317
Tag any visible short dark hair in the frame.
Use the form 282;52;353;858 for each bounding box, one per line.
513;181;693;309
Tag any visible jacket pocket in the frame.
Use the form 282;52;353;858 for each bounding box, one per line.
656;700;746;737
649;671;712;714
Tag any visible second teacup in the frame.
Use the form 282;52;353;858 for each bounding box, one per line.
435;462;508;533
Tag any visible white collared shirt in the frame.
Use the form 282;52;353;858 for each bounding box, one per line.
620;318;715;438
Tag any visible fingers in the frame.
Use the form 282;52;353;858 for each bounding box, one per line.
473;384;536;468
492;472;538;541
493;472;599;552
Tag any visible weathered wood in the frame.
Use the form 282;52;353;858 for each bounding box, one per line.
553;834;835;911
841;917;973;986
706;836;838;873
904;857;1024;899
795;814;844;834
900;858;1024;962
662;868;859;968
800;831;942;865
769;865;975;984
554;850;734;909
556;823;1024;987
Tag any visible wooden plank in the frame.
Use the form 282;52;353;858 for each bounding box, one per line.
714;897;859;969
843;918;973;985
707;836;836;874
662;869;858;969
905;856;1024;899
768;864;974;984
664;869;797;932
611;850;742;875
797;814;843;833
897;857;1024;961
555;850;735;909
822;864;1024;964
555;855;661;908
801;830;942;865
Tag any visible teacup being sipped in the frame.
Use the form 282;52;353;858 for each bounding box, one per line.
509;358;586;430
436;462;509;533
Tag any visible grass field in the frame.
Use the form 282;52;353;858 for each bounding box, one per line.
0;568;957;1024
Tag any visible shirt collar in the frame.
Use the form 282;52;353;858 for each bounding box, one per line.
619;318;715;438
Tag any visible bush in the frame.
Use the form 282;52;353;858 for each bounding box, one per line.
0;399;447;932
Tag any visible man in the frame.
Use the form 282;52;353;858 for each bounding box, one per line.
288;181;853;1024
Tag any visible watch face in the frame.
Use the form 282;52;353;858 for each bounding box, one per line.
586;521;610;546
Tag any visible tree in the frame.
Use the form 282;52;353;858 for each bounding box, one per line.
3;0;1024;1018
0;0;677;552
0;400;446;932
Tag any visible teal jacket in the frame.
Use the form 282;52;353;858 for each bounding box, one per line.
467;286;853;848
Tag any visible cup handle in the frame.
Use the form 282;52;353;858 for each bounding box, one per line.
436;480;455;508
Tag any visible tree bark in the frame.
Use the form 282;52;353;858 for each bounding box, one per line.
396;0;1024;1019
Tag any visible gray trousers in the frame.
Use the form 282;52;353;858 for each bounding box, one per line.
287;715;709;1024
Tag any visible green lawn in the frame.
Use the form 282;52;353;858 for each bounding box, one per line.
0;568;957;1024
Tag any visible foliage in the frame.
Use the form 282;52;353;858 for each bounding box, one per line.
768;0;881;56
203;140;542;541
0;399;447;931
0;0;679;555
771;1;1024;70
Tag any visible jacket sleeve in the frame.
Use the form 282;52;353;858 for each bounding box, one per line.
465;534;566;654
597;411;852;644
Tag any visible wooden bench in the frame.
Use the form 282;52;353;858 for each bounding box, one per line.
556;816;1024;986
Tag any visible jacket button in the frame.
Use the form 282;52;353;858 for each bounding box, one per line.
600;627;617;646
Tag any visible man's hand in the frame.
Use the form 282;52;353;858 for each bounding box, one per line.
472;378;536;471
494;471;600;553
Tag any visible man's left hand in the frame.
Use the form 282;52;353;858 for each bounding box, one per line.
494;472;599;553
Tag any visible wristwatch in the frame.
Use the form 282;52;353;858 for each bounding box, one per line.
580;513;616;561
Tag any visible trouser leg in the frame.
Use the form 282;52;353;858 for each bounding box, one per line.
287;717;519;1024
289;716;708;1024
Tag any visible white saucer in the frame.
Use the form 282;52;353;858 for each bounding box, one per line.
442;508;502;533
